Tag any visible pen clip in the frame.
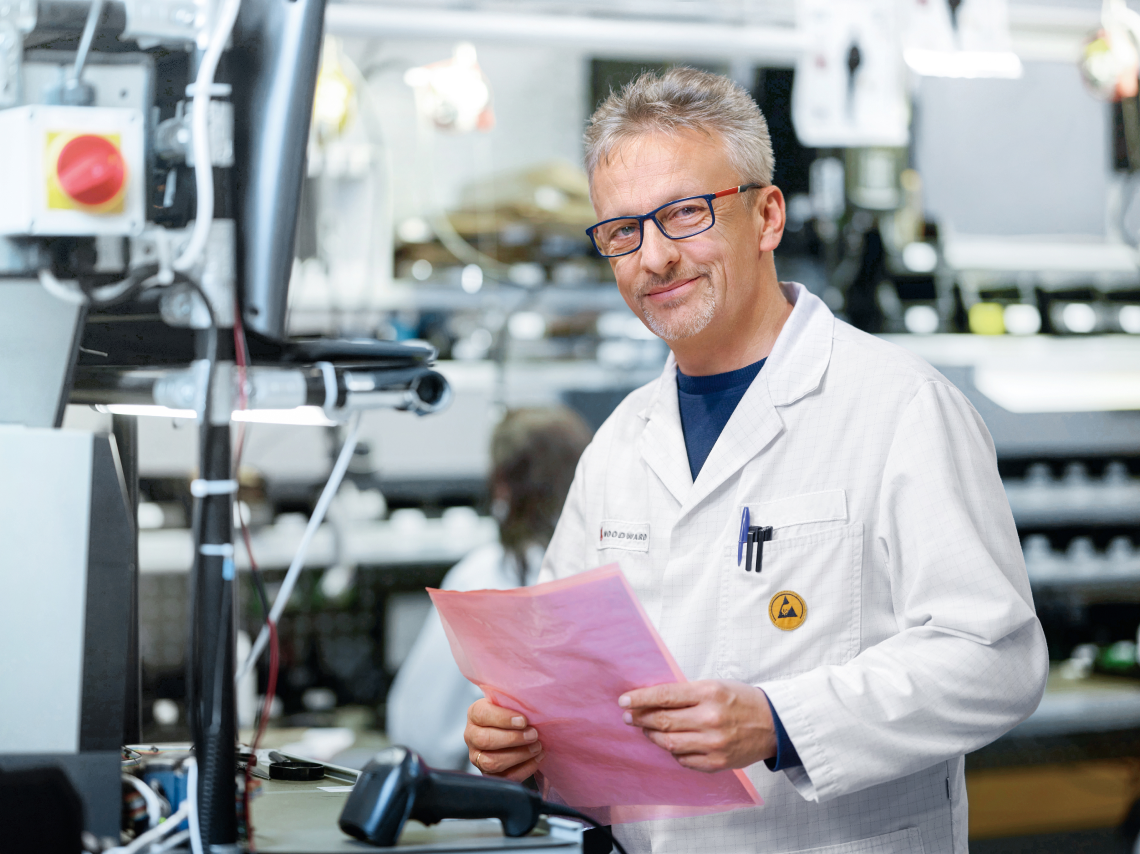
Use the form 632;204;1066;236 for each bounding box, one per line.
753;526;773;573
743;525;774;572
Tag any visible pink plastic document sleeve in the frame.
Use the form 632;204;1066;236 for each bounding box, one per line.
428;564;762;825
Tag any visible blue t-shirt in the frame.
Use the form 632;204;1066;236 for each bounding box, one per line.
676;359;766;480
675;357;802;772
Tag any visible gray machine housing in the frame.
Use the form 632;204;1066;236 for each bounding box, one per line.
0;428;134;840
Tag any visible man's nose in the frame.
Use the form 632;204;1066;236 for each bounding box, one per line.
637;218;680;274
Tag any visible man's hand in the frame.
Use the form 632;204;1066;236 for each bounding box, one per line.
464;698;545;781
619;680;777;772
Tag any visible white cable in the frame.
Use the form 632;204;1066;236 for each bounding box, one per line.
38;268;88;305
70;0;105;87
186;757;204;854
150;830;191;854
156;227;175;285
105;803;189;854
172;0;243;272
122;773;165;830
235;412;363;682
90;275;141;303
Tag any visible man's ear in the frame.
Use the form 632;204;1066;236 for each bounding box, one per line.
756;186;786;254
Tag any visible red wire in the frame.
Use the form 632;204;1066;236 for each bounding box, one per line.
232;307;279;851
256;621;280;751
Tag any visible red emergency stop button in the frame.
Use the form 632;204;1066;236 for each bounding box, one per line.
56;134;125;206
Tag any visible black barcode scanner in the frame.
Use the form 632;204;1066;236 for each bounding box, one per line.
338;746;544;845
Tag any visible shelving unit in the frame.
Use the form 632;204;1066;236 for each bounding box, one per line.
1006;462;1140;528
138;512;500;574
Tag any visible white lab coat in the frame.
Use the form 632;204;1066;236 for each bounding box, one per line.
539;283;1048;854
387;542;543;771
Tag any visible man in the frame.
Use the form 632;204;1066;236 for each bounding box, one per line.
464;68;1047;853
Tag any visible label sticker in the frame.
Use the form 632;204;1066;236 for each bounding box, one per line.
769;591;807;631
598;520;650;552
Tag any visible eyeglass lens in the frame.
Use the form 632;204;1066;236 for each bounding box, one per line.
593;198;714;256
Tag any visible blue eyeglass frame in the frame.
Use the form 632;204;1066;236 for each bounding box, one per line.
586;183;762;258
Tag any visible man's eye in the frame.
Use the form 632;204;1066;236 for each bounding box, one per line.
600;222;638;245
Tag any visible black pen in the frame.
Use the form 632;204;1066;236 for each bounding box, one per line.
755;526;772;571
745;525;773;572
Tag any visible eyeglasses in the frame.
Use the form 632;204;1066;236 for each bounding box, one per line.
586;183;762;258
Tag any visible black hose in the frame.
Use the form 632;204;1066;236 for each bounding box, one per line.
198;578;232;848
181;277;222;852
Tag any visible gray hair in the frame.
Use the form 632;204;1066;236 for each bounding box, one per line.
584;67;774;190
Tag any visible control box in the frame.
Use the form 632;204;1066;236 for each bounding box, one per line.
0;105;145;237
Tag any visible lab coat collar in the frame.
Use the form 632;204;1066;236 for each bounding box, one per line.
635;282;834;511
763;282;834;408
636;352;692;506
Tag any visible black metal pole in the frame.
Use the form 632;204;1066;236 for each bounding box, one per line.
111;414;142;746
189;327;238;852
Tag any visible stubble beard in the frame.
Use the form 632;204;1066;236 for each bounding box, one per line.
636;272;717;341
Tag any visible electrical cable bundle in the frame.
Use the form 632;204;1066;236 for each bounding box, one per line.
104;765;190;854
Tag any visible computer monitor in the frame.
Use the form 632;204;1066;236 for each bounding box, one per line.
231;0;328;341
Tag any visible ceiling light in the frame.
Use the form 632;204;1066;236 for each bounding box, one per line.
102;404;334;426
232;407;335;427
103;404;196;419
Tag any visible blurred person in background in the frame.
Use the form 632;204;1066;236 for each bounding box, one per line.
386;406;592;769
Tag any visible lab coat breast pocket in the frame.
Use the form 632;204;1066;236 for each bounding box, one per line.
717;521;863;684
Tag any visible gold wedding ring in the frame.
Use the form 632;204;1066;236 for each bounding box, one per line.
474;750;484;772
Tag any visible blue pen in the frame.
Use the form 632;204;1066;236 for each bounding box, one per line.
739;507;774;572
737;506;750;566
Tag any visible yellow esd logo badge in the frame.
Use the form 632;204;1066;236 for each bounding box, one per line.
769;591;807;631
